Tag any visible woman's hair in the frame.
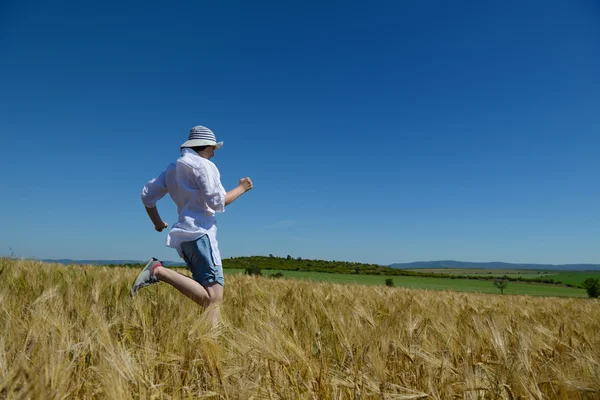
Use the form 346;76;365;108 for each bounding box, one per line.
190;145;209;153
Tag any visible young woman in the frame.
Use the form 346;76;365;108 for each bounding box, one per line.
131;125;252;324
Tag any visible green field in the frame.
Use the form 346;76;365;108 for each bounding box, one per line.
411;268;549;276
410;268;556;279
402;268;600;286
545;271;600;286
222;268;588;298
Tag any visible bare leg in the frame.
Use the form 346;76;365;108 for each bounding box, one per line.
154;266;211;306
205;283;224;326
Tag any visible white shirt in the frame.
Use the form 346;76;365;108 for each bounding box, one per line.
141;148;226;264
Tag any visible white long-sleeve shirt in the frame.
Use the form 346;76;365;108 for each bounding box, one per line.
141;148;226;264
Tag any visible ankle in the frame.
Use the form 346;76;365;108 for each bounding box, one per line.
152;264;164;279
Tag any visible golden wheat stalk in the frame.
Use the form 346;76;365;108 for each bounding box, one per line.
1;258;599;399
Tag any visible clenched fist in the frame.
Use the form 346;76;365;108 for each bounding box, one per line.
239;177;253;192
155;221;168;232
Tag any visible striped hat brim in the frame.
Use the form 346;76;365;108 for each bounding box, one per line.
182;125;222;149
180;139;223;149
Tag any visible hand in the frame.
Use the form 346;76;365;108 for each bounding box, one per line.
154;221;168;232
239;177;253;192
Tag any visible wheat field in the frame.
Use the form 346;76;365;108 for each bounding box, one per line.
1;258;599;399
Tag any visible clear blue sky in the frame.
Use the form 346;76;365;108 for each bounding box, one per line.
1;0;599;265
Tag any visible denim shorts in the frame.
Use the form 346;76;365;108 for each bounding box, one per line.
180;235;225;287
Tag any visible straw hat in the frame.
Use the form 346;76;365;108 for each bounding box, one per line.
180;125;223;149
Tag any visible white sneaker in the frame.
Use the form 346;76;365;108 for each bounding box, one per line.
130;258;162;297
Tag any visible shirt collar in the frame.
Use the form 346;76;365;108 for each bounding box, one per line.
181;147;213;166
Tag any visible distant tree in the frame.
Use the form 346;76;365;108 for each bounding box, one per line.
269;254;274;258
385;278;394;287
494;278;508;294
297;257;302;261
286;255;292;261
245;265;262;276
582;278;600;298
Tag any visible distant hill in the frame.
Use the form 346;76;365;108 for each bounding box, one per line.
389;260;600;271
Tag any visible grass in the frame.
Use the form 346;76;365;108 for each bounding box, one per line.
224;269;588;298
2;258;600;399
545;271;600;286
378;268;600;289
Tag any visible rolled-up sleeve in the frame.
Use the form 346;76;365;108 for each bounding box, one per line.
141;170;169;208
194;164;226;212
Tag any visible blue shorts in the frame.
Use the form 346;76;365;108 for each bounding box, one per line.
180;235;225;287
